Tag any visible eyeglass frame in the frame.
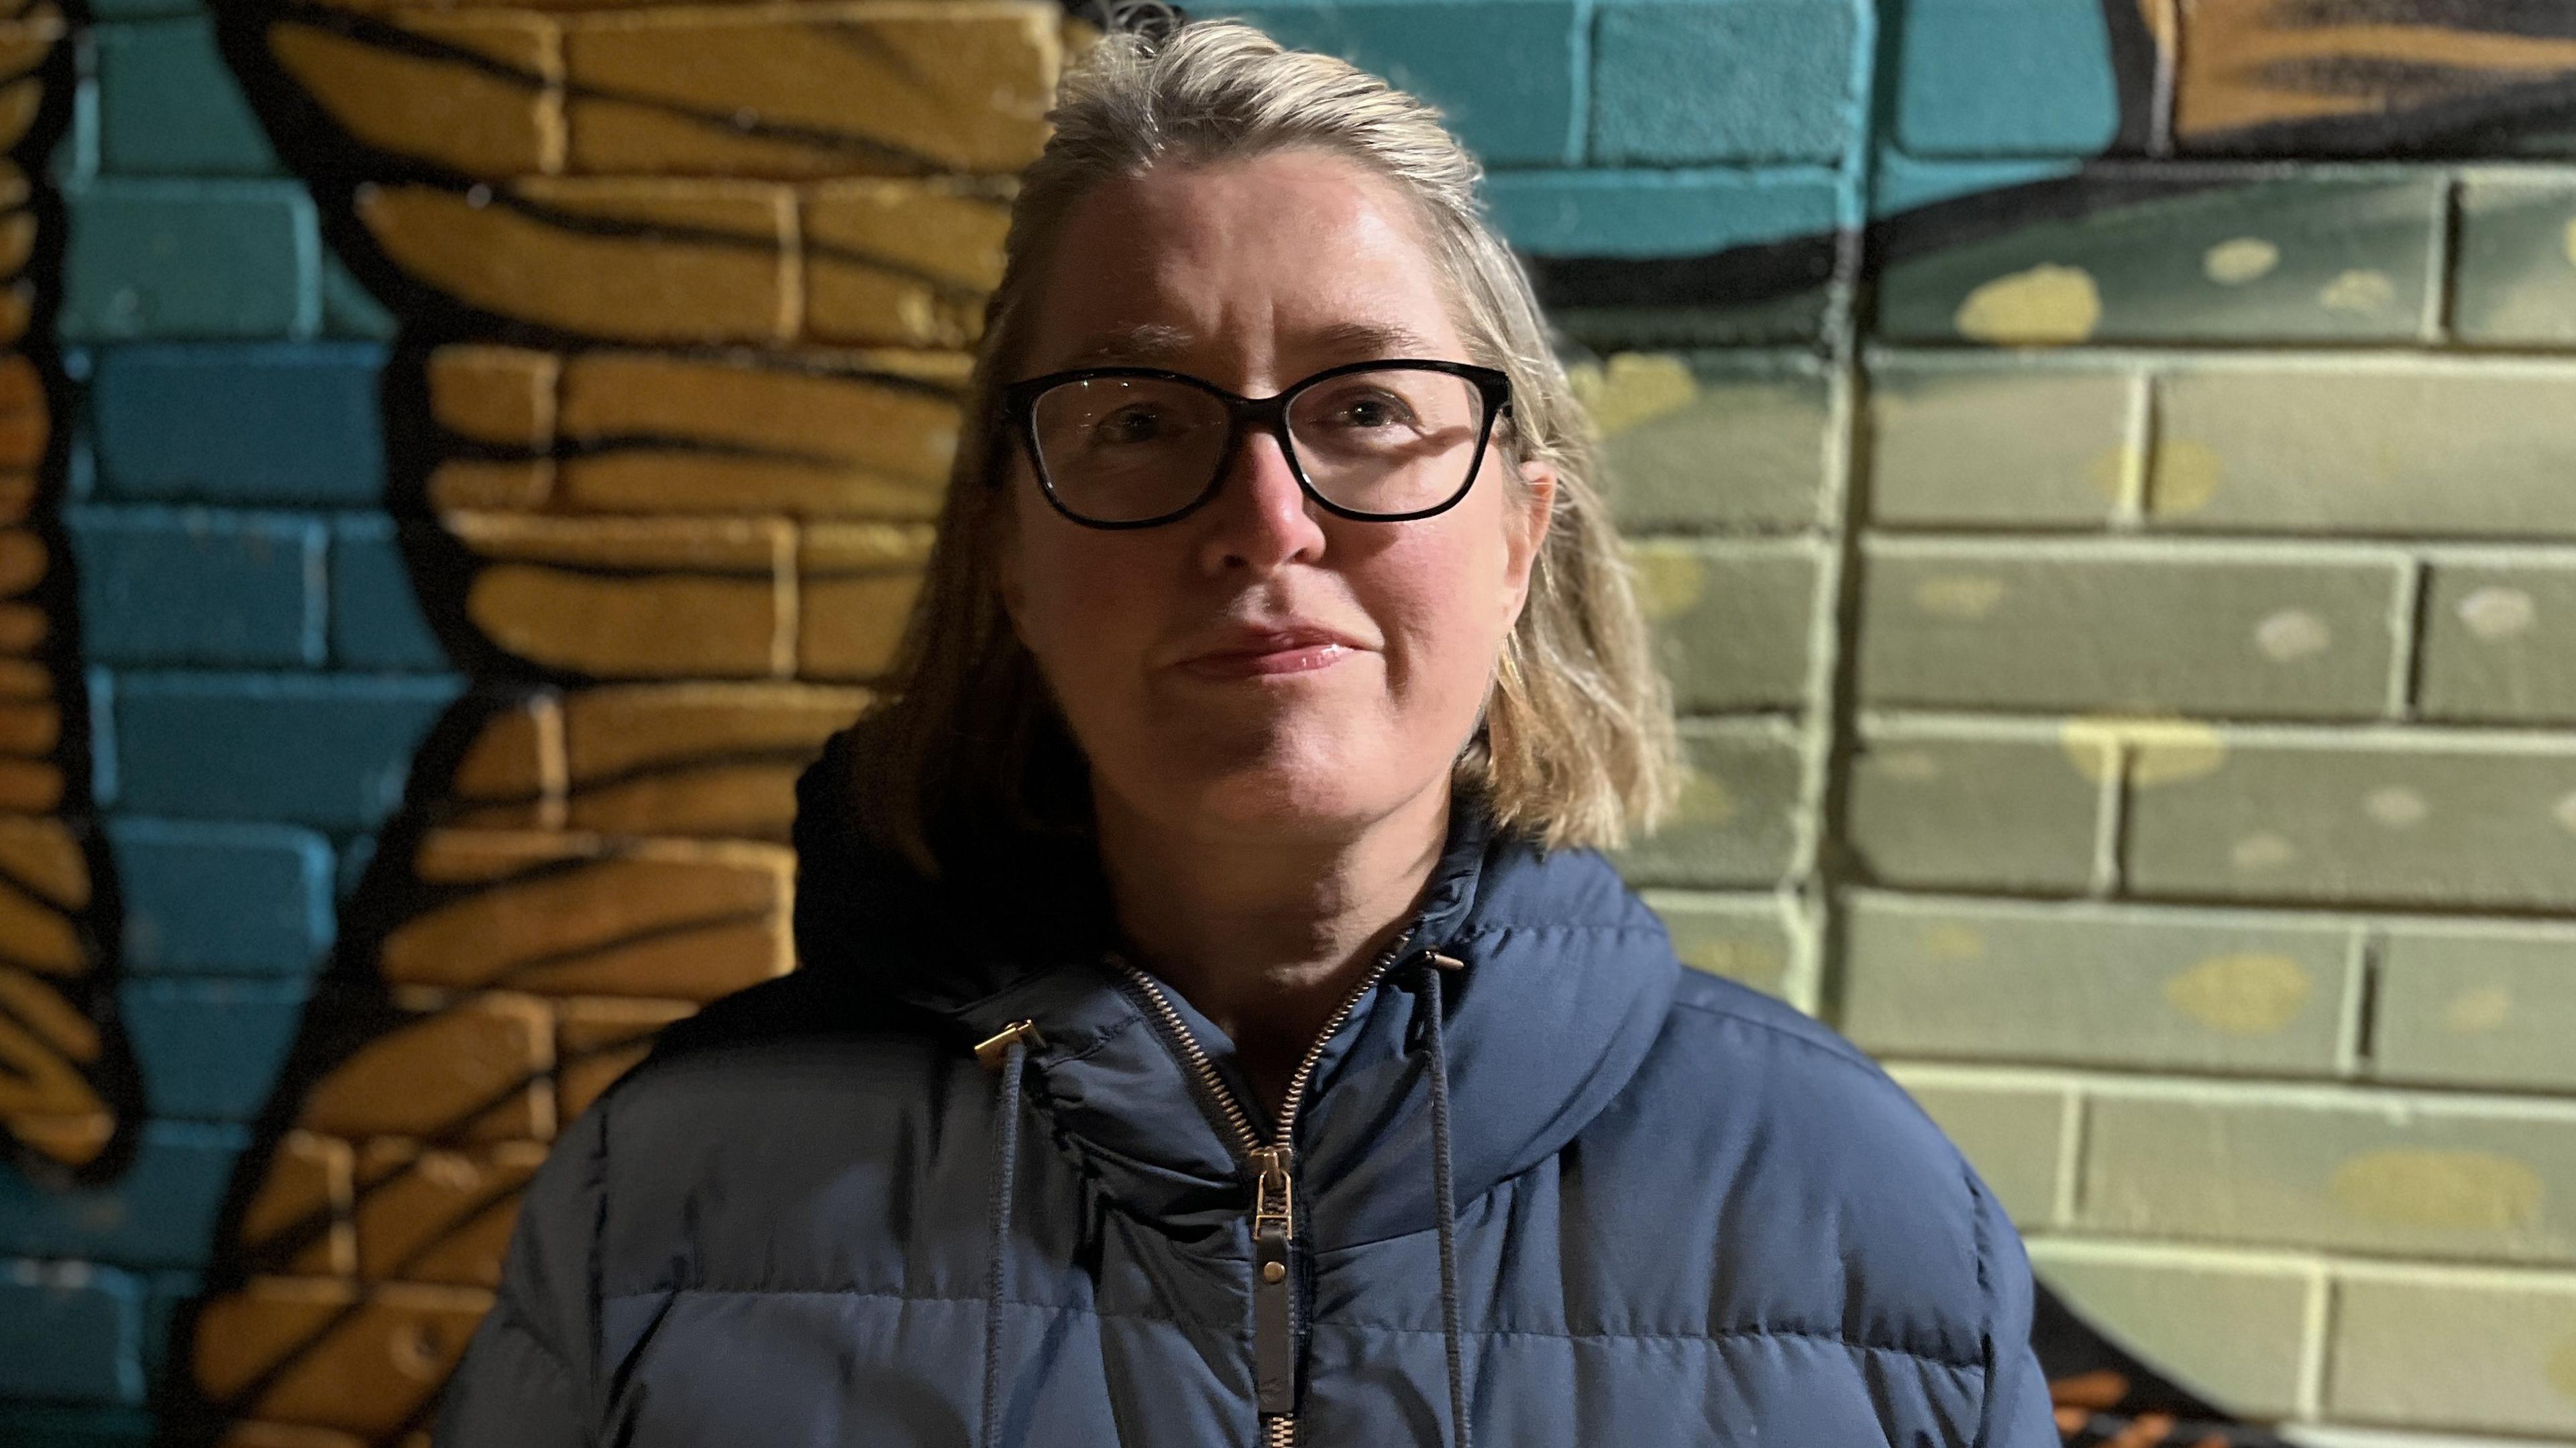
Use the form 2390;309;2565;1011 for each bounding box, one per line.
998;358;1515;531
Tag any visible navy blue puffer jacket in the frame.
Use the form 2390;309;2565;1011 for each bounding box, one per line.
435;730;2060;1446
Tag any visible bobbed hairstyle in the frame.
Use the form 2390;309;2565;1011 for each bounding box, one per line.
845;13;1681;875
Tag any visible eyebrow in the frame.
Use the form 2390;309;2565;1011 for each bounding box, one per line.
1058;319;1446;369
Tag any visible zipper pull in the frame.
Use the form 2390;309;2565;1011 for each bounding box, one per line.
1250;1145;1297;1419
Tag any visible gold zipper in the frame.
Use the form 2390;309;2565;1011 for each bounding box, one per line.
1112;926;1422;1448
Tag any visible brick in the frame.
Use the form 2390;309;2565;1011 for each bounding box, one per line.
140;1271;197;1384
802;182;1006;348
2418;559;2576;723
426;345;553;448
562;4;1055;176
0;1406;152;1448
97;17;280;176
119;977;308;1121
2149;364;2576;537
2079;1087;2576;1264
109;671;464;830
1856;539;2406;719
2451;173;2576;345
329;515;444;672
1884;1067;2068;1229
1486;167;1842;258
318;255;394;341
67;506;324;667
107;818;335;977
90;343;385;505
354;1139;543;1287
471;567;784;679
2025;1242;2316;1418
0;1119;245;1267
0;1260;142;1404
799;523;927;680
2328;1266;2576;1437
62;182;317;341
1609;716;1806;887
1866;358;2135;526
380;838;791;1002
555;681;862;838
0;815;89;910
1890;0;2121;157
1841;892;2359;1074
358;180;792;344
192;1276;490;1439
1590;0;1859;164
270;13;556;180
2375;922;2576;1093
0;878;82;975
1631;537;1821;712
1845;718;2106;893
294;993;553;1143
1638;888;1803;1002
2124;729;2576;909
557;997;692;1121
1878;174;2443;344
1578;351;1831;531
1220;0;1576;167
237;1130;354;1278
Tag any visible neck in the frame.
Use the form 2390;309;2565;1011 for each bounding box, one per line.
1095;778;1452;1119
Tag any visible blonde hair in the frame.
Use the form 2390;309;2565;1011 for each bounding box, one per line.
848;16;1680;873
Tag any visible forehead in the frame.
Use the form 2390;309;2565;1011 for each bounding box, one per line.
1021;148;1472;377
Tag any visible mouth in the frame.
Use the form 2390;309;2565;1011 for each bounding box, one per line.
1177;639;1356;681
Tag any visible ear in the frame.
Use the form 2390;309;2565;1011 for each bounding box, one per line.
1501;457;1556;623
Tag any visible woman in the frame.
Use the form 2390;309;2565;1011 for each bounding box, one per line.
436;17;2058;1447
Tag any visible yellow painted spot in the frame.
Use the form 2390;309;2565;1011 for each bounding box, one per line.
1628;545;1705;622
2204;237;2280;285
2546;1333;2576;1405
1954;264;2102;345
1682;937;1783;985
2443;985;2512;1035
1913;574;2005;619
1672;766;1733;828
2318;268;2398;313
2231;832;2297;872
2163;952;2313;1036
2060;714;2226;787
2083;443;2143;506
2329;1148;2542;1232
1568;353;1698;436
2148;440;2224;516
1919;923;1986;962
2554;790;2576;834
1872;748;1942;783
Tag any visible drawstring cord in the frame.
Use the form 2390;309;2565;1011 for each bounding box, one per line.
975;1020;1041;1448
1423;962;1472;1448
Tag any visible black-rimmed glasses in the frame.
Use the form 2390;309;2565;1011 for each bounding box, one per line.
1000;359;1513;529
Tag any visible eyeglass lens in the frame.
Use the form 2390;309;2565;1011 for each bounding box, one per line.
1028;368;1487;524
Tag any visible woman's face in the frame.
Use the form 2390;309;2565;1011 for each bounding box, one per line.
996;148;1554;844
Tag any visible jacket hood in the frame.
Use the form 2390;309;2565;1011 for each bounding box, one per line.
788;723;1682;1249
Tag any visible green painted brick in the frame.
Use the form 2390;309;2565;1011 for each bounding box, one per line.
2079;1087;2576;1264
1612;716;1807;887
1884;1066;2070;1228
1590;0;1862;165
97;18;282;176
2375;922;2576;1094
2419;559;2576;724
1841;893;2359;1075
1866;357;2135;526
2328;1267;2576;1437
62;181;318;340
1640;888;1805;1003
2282;1429;2576;1448
2451;172;2576;345
2124;730;2576;909
1856;539;2408;719
1631;537;1824;712
1590;351;1833;531
2025;1241;2318;1418
2150;365;2576;538
1879;174;2443;344
1845;718;2104;893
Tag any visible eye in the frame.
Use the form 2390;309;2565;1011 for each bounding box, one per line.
1316;387;1418;430
1091;403;1181;446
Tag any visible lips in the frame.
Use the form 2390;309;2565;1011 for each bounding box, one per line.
1175;625;1366;680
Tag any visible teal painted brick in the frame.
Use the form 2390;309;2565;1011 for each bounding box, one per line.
0;1404;155;1447
107;817;336;977
321;254;397;340
1891;0;2120;158
119;977;309;1121
0;1121;245;1268
1487;167;1841;257
66;505;325;667
91;343;385;504
89;0;203;16
0;1262;143;1405
62;181;317;340
1591;0;1861;165
139;1272;197;1384
1870;149;2079;217
1214;0;1578;166
331;514;445;671
338;832;376;899
109;671;464;830
97;18;282;176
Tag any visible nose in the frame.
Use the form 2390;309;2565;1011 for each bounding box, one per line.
1195;421;1328;575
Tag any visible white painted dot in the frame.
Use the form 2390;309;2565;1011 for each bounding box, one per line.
2457;586;2537;641
2555;791;2576;834
466;184;493;209
2232;832;2297;871
2365;785;2428;828
2204;237;2280;285
2255;609;2332;662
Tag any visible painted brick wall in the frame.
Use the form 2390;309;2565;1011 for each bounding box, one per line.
2;1;2573;1445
